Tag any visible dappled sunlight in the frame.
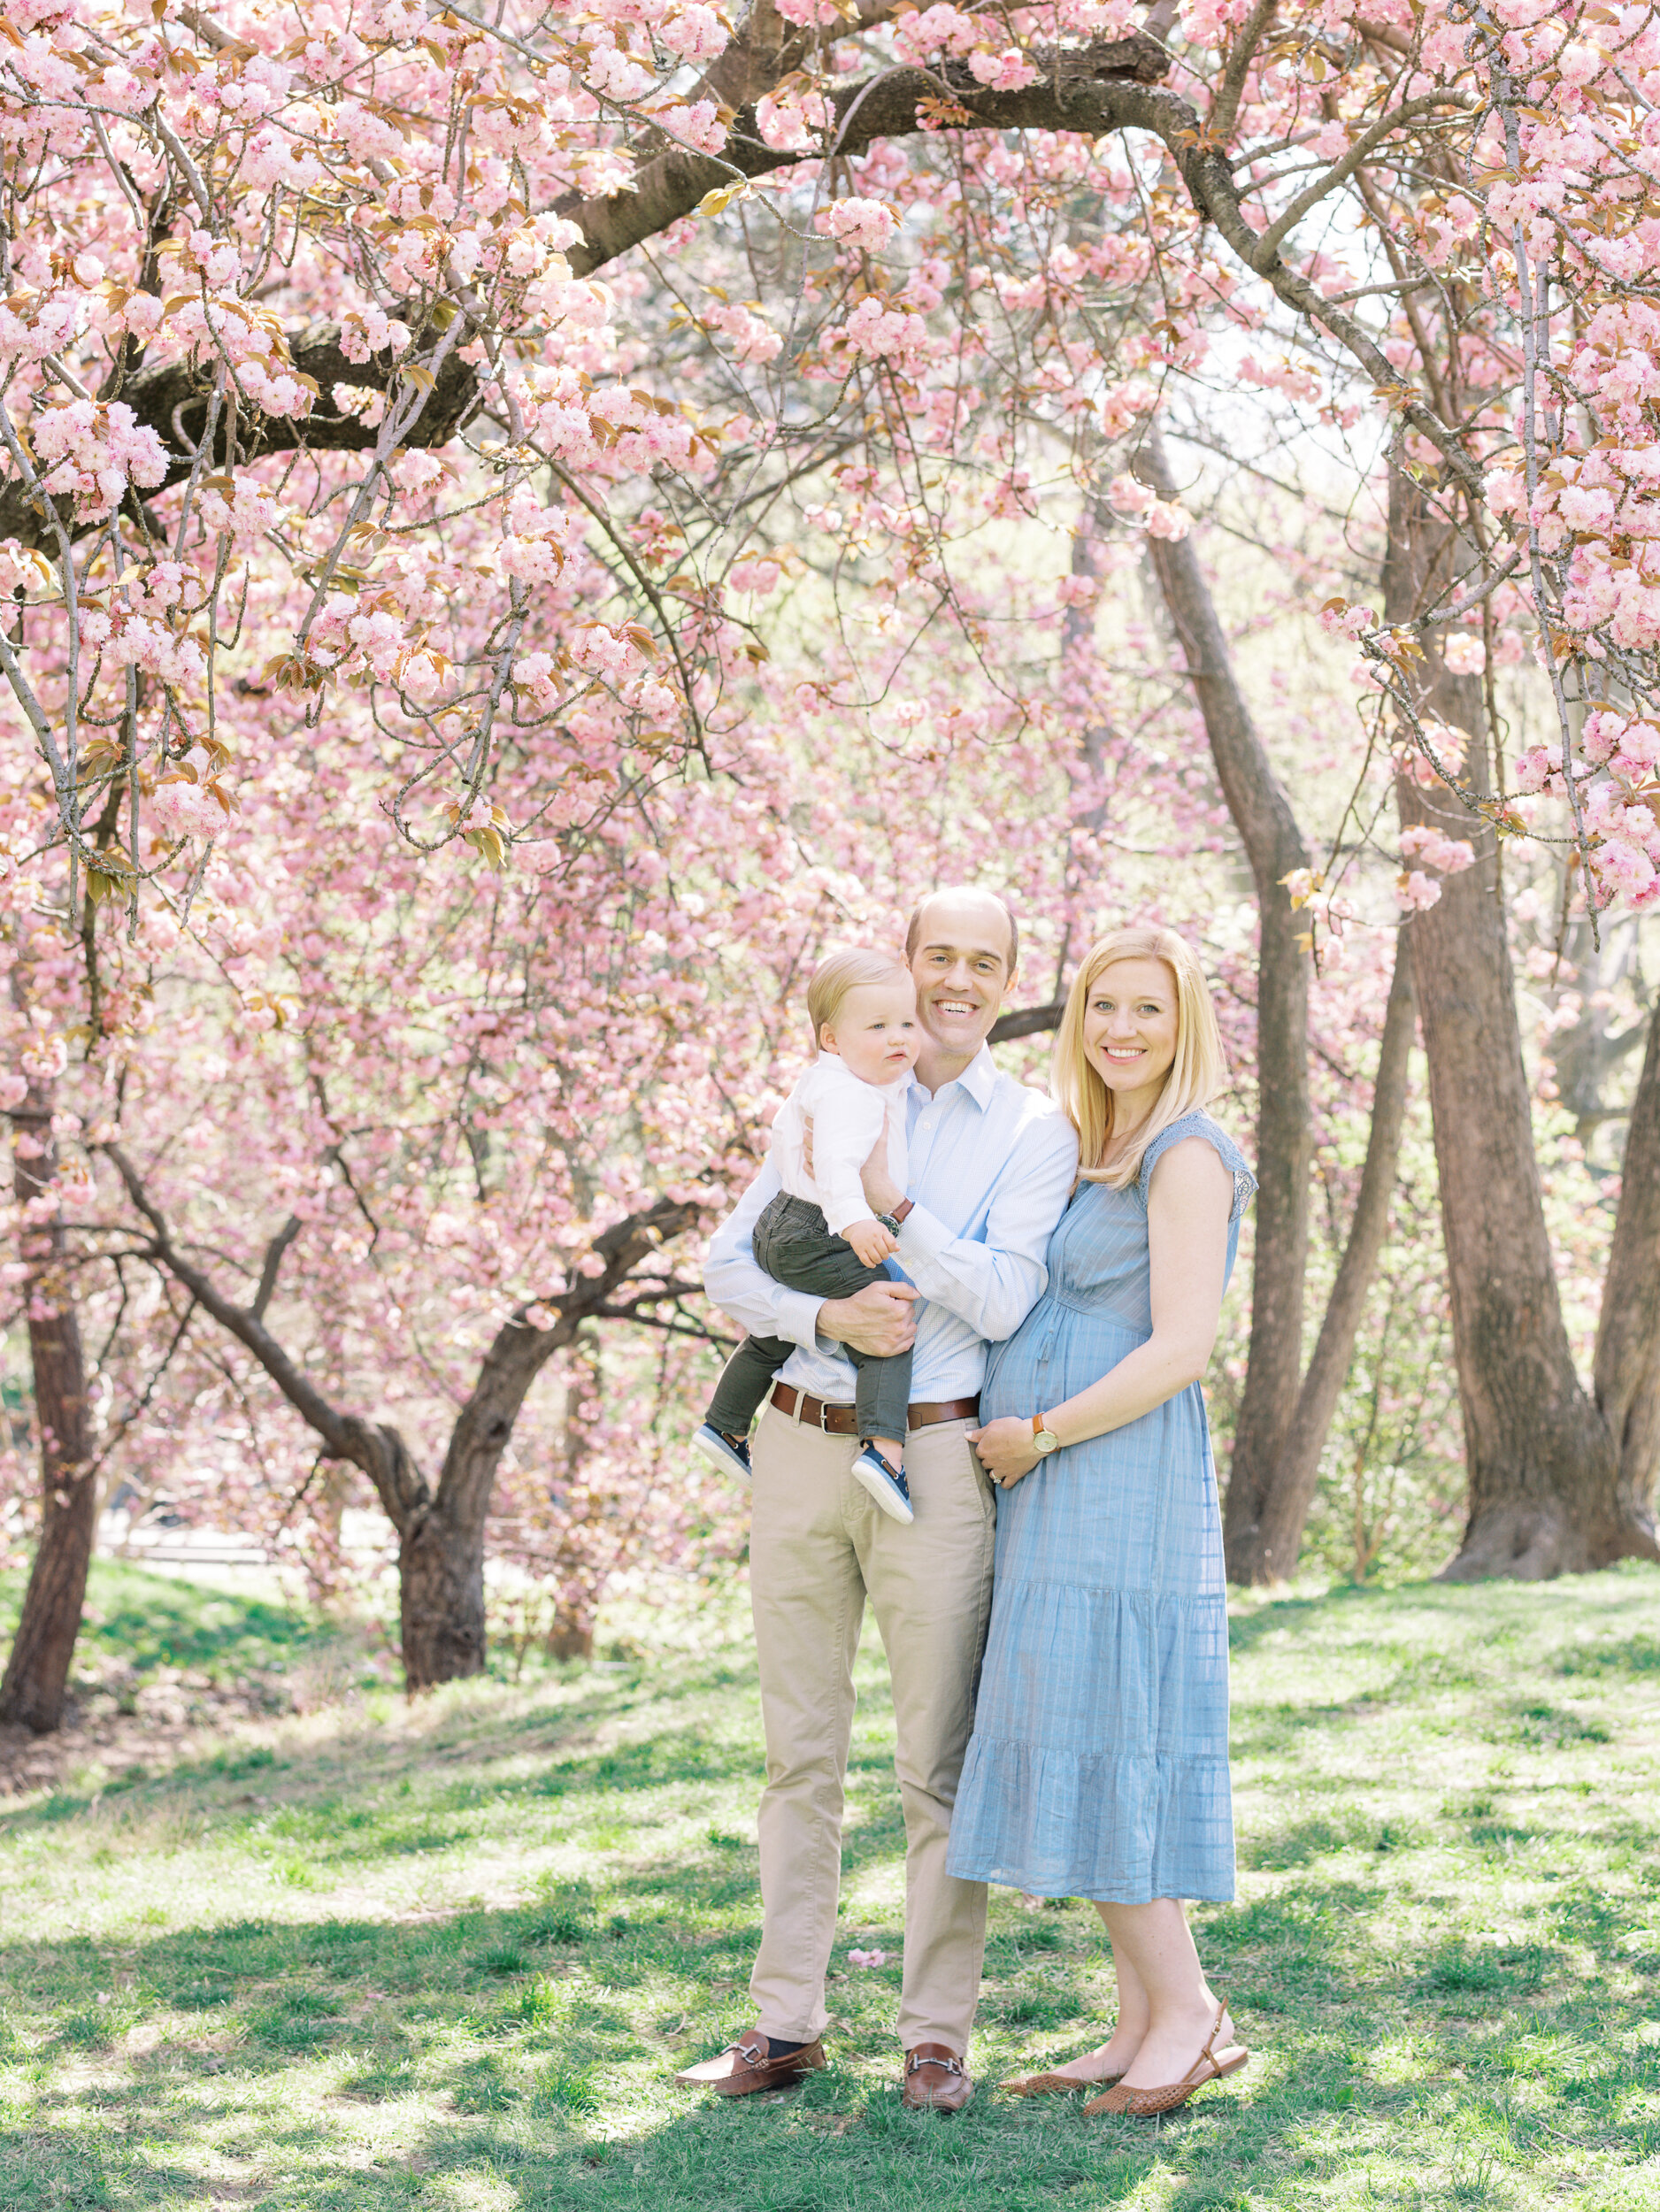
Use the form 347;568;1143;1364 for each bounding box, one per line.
1;1569;1657;2206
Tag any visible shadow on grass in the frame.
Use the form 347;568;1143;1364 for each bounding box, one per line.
6;1572;1660;2209
5;1851;1654;2212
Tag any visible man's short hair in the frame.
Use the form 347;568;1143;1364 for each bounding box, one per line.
903;889;1019;976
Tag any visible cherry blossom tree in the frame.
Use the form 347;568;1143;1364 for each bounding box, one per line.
6;0;1660;1729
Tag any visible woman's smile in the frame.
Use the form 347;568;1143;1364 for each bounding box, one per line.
1081;957;1180;1112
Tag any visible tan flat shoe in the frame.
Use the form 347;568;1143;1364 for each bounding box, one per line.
1083;2003;1249;2118
1000;2065;1124;2097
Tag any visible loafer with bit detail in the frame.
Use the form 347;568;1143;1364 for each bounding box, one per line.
902;2040;973;2113
673;2032;825;2097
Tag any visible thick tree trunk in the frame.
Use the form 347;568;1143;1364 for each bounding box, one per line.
1383;463;1655;1577
1593;1010;1660;1548
0;1087;97;1733
398;1506;488;1688
1252;932;1417;1576
1137;426;1314;1581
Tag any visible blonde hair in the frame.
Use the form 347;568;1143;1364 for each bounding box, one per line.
807;947;909;1045
1052;926;1228;1187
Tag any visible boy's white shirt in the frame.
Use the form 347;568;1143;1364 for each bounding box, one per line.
769;1056;912;1237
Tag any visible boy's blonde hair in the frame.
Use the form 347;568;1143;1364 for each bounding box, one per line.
807;948;910;1045
1052;926;1229;1188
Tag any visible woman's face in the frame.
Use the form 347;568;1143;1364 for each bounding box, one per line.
1081;957;1180;1113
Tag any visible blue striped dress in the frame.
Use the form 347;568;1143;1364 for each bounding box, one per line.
946;1110;1256;1903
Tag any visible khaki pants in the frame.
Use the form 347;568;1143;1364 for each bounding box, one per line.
747;1401;996;2053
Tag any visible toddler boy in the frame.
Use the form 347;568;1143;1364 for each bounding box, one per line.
694;949;919;1522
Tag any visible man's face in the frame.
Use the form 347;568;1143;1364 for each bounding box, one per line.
907;894;1015;1061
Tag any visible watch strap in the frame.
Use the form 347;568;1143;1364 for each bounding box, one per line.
890;1198;913;1225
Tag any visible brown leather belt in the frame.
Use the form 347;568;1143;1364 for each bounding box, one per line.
769;1382;980;1435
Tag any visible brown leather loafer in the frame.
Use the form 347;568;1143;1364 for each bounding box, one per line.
903;2041;973;2113
674;2032;826;2097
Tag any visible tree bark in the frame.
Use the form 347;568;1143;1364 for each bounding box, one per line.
1593;1010;1660;1546
1382;462;1656;1577
1136;426;1314;1582
0;1086;97;1733
1252;931;1417;1576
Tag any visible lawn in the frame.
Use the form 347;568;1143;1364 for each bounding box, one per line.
0;1560;1657;2210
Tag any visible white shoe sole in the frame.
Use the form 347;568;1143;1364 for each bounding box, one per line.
852;1457;914;1524
692;1428;751;1484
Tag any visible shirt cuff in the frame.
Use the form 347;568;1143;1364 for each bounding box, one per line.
772;1284;829;1352
895;1202;953;1275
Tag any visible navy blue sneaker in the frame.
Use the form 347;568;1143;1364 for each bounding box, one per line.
852;1443;913;1525
693;1424;752;1483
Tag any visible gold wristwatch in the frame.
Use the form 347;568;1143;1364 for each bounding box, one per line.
1030;1413;1060;1456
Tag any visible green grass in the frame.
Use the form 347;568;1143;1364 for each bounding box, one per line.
1;1564;1657;2208
0;1558;380;1724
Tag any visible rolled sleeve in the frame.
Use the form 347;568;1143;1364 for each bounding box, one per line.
703;1164;827;1352
895;1112;1078;1343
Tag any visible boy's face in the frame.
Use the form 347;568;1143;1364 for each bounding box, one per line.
821;978;922;1086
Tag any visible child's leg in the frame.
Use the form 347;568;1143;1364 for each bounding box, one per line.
749;1194;909;1465
752;1198;895;1317
704;1333;795;1442
848;1345;914;1468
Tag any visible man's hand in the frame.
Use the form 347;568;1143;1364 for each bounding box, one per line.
859;1128;903;1217
819;1280;918;1356
968;1417;1042;1488
842;1217;897;1267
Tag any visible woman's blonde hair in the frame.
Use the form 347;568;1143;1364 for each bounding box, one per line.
1052;926;1228;1187
806;947;909;1045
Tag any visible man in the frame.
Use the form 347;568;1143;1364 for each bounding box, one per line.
678;888;1078;2111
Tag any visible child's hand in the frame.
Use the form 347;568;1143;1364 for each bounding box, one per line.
844;1217;897;1267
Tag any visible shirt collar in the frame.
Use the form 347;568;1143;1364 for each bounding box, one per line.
921;1043;996;1111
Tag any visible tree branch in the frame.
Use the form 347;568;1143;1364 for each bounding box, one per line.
104;1143;362;1463
1250;95;1473;270
4;32;1483;556
431;1194;703;1534
988;999;1066;1042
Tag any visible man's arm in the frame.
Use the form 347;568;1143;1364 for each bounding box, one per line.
702;1161;825;1350
888;1111;1078;1342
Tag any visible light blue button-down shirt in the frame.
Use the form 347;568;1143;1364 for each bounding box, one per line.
703;1045;1080;1402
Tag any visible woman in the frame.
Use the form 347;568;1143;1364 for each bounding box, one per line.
947;926;1256;2118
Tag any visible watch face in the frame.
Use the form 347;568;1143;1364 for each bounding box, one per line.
1034;1430;1058;1455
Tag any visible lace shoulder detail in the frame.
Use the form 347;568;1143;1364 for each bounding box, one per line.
1136;1110;1257;1221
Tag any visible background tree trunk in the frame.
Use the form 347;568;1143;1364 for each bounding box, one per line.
1253;932;1417;1575
1593;1010;1660;1548
0;1085;97;1734
1137;426;1314;1581
1383;462;1655;1577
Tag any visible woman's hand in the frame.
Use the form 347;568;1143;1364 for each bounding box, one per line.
969;1417;1042;1487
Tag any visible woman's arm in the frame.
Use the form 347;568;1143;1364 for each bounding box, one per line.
970;1135;1234;1486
